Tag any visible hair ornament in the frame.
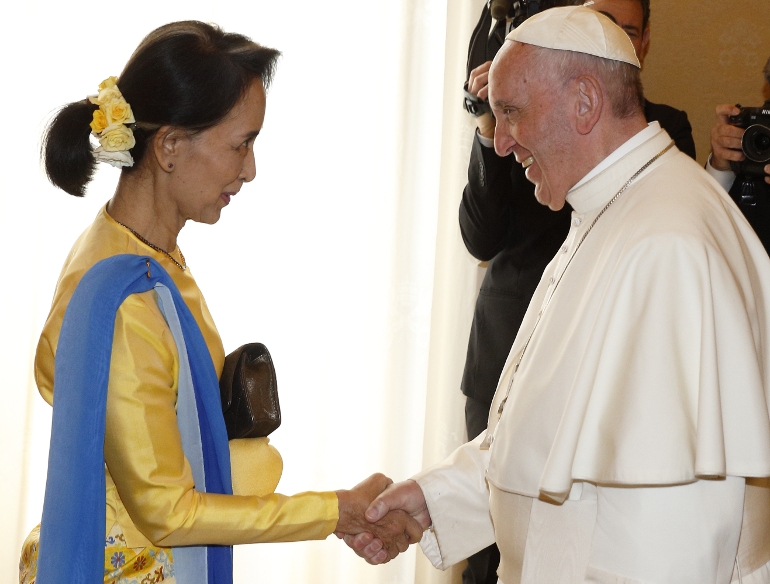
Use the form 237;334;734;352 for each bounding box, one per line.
87;77;136;168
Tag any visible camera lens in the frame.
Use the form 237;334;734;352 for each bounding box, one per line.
743;124;770;163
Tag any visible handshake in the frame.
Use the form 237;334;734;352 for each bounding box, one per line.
334;474;432;564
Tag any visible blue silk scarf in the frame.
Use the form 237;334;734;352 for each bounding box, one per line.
36;254;233;584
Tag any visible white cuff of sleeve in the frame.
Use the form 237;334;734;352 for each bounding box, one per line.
418;527;445;570
476;129;494;149
705;154;737;192
411;433;495;569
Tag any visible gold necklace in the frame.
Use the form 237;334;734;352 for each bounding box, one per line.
114;219;187;271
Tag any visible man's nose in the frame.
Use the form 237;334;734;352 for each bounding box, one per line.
494;124;516;158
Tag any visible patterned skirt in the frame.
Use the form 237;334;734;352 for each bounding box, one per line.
19;523;175;584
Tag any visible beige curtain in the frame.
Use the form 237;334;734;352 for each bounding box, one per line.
1;0;486;582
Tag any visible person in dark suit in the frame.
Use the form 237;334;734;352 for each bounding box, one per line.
706;56;770;252
458;2;695;583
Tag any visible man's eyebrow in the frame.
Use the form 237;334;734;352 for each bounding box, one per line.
597;10;640;34
598;10;618;24
493;100;518;110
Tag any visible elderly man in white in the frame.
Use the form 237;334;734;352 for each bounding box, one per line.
344;6;770;584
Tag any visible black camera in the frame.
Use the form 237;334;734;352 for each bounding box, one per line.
729;100;770;176
463;0;550;117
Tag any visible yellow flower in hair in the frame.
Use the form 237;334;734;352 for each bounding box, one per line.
90;76;136;167
99;125;136;152
97;86;123;107
105;98;135;126
90;109;109;134
88;77;122;106
98;76;118;91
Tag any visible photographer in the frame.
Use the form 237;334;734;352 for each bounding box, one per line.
706;56;770;251
458;2;695;582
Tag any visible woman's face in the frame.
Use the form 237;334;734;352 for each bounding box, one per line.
167;79;267;226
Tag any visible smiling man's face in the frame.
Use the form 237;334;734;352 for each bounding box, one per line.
489;42;577;210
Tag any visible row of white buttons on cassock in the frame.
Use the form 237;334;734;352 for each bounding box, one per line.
539;213;587;315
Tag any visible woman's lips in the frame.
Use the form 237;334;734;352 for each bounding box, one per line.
221;193;234;204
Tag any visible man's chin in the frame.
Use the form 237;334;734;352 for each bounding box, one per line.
533;185;565;211
527;167;551;205
533;183;550;206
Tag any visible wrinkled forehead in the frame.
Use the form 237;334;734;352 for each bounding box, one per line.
488;41;548;102
490;41;532;80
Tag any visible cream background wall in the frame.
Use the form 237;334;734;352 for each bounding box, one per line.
642;0;770;165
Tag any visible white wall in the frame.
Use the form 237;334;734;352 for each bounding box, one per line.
1;1;486;582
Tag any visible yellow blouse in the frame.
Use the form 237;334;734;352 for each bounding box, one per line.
35;206;338;549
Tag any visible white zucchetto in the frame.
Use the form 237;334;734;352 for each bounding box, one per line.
506;5;641;68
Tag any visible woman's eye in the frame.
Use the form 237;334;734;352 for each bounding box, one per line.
234;140;251;154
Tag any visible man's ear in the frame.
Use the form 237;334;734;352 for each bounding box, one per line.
153;126;185;173
575;75;602;135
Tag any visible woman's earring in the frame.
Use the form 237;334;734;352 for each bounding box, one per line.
168;163;174;169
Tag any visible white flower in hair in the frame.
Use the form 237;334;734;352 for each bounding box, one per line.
93;147;134;169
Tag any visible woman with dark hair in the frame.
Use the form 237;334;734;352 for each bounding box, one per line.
19;20;420;584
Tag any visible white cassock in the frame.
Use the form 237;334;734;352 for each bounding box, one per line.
416;123;770;584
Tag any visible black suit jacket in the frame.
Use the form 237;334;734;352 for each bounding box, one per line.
459;101;696;406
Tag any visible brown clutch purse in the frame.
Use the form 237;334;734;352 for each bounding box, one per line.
219;343;281;439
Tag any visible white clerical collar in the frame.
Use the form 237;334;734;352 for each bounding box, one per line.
566;122;675;215
571;121;661;192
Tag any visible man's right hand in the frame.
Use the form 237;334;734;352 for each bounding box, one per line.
711;104;770;183
468;61;496;139
335;474;424;564
710;104;745;171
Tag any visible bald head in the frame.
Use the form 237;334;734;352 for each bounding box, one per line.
492;38;644;124
530;44;644;119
